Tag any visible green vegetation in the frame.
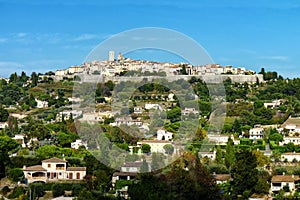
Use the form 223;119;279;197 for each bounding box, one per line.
2;69;300;199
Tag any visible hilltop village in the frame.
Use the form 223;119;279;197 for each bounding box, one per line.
0;54;300;199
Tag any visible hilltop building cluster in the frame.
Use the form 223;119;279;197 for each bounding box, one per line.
52;51;262;83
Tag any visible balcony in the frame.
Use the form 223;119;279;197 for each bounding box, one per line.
55;167;65;170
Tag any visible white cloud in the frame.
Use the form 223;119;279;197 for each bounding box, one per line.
0;38;8;43
259;56;289;61
73;34;98;41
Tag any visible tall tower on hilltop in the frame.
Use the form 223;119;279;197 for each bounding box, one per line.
109;51;115;61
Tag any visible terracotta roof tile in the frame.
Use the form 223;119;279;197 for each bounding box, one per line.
42;157;67;163
23;165;47;171
213;174;231;181
66;167;86;171
122;162;143;168
272;175;299;182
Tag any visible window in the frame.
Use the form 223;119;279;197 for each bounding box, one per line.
48;164;51;168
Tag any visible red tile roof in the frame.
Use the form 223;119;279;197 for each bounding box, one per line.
23;165;47;171
42;157;67;163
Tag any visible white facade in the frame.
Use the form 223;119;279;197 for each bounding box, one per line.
284;124;300;133
36;99;48;108
0;122;8;129
68;66;83;74
280;137;300;146
23;157;86;184
12;134;26;148
271;175;299;193
264;100;281;109
133;107;143;114
249;126;264;140
199;150;216;160
181;108;199;115
58;110;82;121
55;70;67;76
281;153;300;162
157;129;173;140
71;139;88;150
145;103;162;110
109;51;115;61
137;140;172;154
111;117;143;127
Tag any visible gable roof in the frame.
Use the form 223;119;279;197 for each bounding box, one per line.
66;167;86;171
42;157;67;163
213;174;231;181
271;175;299;183
122;162;143;168
23;165;47;171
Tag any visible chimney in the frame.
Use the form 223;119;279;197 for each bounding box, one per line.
292;174;295;179
283;172;285;176
23;165;26;170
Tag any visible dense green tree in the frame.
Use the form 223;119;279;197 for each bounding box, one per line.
30;182;45;199
269;133;283;144
30;72;38;87
232;119;241;134
7;168;24;182
166;107;181;123
0;136;20;178
224;138;235;169
52;184;65;197
141;144;151;153
129;152;221;200
0;106;9;122
151;153;165;171
231;150;260;198
71;184;82;197
215;145;223;164
163;144;174;155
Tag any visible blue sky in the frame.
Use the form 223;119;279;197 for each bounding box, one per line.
0;0;300;78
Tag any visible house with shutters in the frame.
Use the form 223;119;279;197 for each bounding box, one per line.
23;157;86;184
271;174;299;194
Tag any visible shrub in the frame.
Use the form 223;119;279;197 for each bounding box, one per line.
1;186;11;195
30;183;45;198
7;168;24;182
52;184;65;197
71;184;81;197
7;186;25;199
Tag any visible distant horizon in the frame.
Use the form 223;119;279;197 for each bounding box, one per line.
0;54;279;79
1;0;299;78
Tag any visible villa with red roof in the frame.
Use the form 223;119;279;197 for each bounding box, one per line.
23;157;86;184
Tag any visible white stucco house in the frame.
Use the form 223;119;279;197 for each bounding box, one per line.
281;152;300;162
156;129;173;141
145;103;162;110
71;139;88;150
0;122;8;129
181;108;199;116
23;157;86;184
137;140;172;154
199;150;216;160
249;125;264;140
12;134;26;148
36;99;48;108
213;174;231;184
280;137;300;146
271;175;299;194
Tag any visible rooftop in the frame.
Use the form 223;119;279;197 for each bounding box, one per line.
271;175;299;183
23;165;47;171
66;167;86;171
42;157;67;163
122;162;143;168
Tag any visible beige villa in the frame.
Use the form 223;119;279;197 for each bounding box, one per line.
23;157;86;184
